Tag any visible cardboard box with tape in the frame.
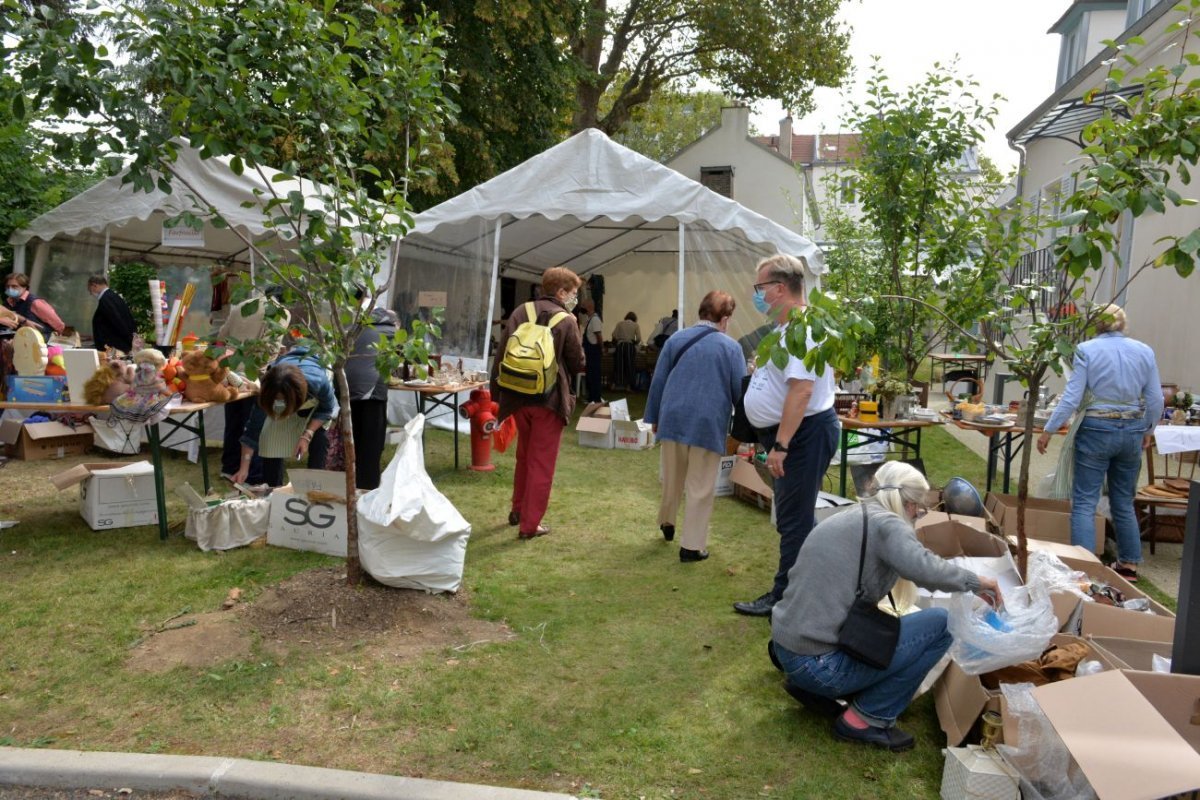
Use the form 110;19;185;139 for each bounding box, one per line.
51;461;157;530
2;418;94;461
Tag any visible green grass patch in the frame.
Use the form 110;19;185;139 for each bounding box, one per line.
0;405;1156;798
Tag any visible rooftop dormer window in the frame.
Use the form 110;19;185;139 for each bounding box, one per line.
1125;0;1167;30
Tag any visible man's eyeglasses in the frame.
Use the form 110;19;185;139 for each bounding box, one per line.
753;280;781;293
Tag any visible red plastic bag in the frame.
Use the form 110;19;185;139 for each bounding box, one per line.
492;415;517;453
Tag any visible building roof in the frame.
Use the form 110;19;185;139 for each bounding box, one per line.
752;133;862;165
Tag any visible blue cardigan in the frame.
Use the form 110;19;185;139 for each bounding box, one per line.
644;324;746;454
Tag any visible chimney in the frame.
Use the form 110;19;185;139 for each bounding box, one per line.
721;105;751;139
779;115;793;161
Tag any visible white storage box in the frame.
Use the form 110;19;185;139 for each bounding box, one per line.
52;461;158;531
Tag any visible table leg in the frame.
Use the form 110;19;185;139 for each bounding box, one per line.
985;434;999;494
198;410;210;495
148;424;169;541
839;429;850;497
1002;433;1014;494
452;394;460;470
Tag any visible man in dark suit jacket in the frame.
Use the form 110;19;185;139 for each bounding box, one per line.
88;275;139;354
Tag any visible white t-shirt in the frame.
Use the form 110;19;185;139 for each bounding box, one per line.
584;314;603;345
743;324;836;428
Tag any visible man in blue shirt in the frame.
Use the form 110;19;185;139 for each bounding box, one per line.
1037;304;1162;581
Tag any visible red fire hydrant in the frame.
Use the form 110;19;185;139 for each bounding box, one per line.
460;387;499;472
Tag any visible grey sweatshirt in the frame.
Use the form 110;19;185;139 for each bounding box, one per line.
770;501;982;656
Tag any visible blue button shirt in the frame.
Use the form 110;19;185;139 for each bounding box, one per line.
1044;332;1163;433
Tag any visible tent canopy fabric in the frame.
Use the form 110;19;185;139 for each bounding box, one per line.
8;145;332;262
390;129;826;360
402;128;825;278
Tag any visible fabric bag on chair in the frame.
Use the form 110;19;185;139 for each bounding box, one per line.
357;414;471;593
836;504;900;670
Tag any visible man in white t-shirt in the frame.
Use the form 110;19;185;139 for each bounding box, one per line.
733;254;840;617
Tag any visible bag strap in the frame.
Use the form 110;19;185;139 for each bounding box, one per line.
856;504;897;611
668;327;718;372
524;300;571;331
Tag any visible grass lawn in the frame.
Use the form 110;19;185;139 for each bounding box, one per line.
0;398;1168;798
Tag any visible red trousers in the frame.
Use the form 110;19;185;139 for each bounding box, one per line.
511;405;565;534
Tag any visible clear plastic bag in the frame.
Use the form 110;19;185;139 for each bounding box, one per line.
1026;551;1090;598
1075;659;1105;677
947;584;1060;675
996;683;1097;800
1121;597;1150;612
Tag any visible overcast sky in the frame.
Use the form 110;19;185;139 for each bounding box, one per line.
749;0;1069;172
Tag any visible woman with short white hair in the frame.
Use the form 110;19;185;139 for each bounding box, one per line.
769;462;1001;752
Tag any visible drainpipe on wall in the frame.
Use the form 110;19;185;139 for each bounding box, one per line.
1007;137;1027;204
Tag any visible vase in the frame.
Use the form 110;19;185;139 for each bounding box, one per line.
880;396;896;420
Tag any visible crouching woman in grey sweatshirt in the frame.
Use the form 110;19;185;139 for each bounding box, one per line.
769;462;1001;752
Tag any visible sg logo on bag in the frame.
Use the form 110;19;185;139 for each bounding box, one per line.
281;497;337;530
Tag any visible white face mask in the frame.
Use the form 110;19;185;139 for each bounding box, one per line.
563;293;578;312
272;399;288;416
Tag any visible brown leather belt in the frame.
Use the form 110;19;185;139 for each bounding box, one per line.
1084;409;1143;419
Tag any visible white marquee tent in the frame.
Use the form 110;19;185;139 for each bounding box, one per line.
389;128;826;360
9;145;390;335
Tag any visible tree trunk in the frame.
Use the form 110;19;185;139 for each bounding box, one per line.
333;362;362;585
1014;376;1043;580
570;0;607;133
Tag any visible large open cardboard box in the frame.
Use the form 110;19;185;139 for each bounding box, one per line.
51;461;157;530
729;457;772;511
1033;670;1200;800
1;418;94;460
1052;556;1175;642
268;469;348;557
1086;636;1174;671
612;417;655;450
984;491;1104;554
575;399;631;449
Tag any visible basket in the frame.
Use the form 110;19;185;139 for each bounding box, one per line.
945;375;984;404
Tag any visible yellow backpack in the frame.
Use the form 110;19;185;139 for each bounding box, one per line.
496;301;572;396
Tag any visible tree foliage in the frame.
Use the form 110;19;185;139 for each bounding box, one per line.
602;81;727;162
568;0;850;134
845;59;1003;382
4;0;456;584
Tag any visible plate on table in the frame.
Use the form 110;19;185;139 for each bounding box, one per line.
971;416;1013;428
403;379;431;387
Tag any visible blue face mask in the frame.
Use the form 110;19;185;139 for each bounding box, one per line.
752;289;771;315
5;288;21;299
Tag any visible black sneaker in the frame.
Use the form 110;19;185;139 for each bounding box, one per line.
679;547;709;562
733;591;777;617
832;714;915;752
660;523;675;542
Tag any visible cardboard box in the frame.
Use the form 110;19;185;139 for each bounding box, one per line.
730;457;772;510
51;461;158;530
4;375;68;403
714;455;735;497
612;418;655;450
574;399;630;449
1051;556;1175;642
984;492;1104;554
915;519;1022;608
1086;636;1174;671
933;633;1119;746
814;492;856;523
1010;536;1101;564
268;469;348;557
1033;670;1200;800
939;744;1020;800
918;511;989;533
1;418;94;460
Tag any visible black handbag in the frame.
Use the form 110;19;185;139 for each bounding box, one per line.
836;504;900;670
730;374;758;443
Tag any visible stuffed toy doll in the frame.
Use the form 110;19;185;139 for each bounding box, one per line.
44;345;67;377
179;349;237;403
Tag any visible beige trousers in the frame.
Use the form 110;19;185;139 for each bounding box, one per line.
658;441;720;551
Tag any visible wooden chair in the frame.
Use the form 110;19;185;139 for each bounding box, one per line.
1133;442;1197;554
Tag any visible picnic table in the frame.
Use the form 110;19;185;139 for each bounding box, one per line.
836;415;942;497
941;411;1065;494
390;379;488;469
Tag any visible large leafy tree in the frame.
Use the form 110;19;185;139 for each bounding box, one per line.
5;0;455;584
568;0;851;134
398;0;573;209
0;74;100;266
603;81;726;162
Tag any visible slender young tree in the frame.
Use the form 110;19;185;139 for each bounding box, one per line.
5;0;455;583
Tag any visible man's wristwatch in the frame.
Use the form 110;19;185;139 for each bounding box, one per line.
771;441;787;453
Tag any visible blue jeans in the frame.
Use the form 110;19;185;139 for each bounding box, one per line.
1072;417;1145;564
773;608;953;727
768;409;839;599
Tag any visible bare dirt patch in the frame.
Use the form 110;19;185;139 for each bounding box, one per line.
125;567;512;672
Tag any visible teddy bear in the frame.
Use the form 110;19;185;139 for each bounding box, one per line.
83;360;136;405
179;348;238;403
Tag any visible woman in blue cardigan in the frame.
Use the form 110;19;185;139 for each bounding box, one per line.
644;291;746;562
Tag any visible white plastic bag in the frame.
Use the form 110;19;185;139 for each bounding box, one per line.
357;414;471;593
947;583;1059;675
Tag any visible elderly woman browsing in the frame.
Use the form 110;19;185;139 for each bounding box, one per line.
768;462;1001;752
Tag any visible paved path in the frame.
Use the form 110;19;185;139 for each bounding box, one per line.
0;748;577;800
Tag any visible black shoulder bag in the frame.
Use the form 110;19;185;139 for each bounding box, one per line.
835;504;900;670
730;373;757;444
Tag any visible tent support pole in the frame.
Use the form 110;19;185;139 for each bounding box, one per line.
483;220;502;364
249;245;256;285
103;229;111;276
677;222;686;328
12;244;25;274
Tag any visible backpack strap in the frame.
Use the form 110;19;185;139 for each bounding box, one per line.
525;300;571;330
